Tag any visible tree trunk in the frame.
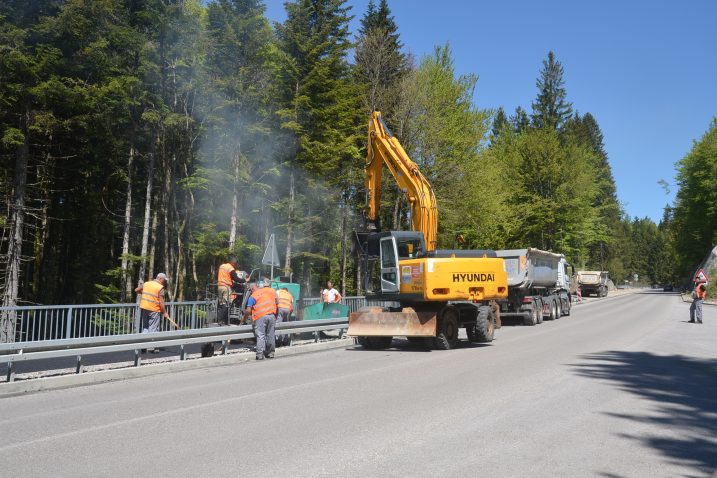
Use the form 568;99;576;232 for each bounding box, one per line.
148;208;158;282
229;149;240;250
33;150;52;299
341;200;347;296
283;169;294;278
2;106;30;342
137;144;156;286
121;145;135;301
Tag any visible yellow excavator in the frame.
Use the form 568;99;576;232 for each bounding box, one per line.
348;112;508;350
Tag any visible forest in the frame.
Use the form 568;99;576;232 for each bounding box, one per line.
1;0;715;309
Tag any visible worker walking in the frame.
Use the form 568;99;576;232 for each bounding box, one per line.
246;279;278;360
276;287;294;345
217;258;241;324
689;281;707;324
134;273;179;353
321;280;342;303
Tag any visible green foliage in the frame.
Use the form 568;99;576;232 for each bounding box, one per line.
671;119;717;277
0;1;702;303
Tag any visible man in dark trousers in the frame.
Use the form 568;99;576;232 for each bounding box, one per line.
134;273;179;353
246;279;278;360
689;281;707;323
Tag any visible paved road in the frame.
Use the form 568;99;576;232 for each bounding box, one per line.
1;291;715;477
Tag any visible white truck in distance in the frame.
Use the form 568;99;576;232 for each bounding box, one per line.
577;271;609;297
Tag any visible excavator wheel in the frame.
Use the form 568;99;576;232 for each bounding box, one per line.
433;308;459;350
468;306;495;343
357;336;393;350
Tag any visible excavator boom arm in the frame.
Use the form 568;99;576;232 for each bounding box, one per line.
365;112;438;251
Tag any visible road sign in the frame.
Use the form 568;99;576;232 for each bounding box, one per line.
261;234;281;267
694;268;708;283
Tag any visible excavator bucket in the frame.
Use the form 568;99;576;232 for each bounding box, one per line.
348;307;437;337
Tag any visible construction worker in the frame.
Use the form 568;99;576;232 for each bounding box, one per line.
134;273;179;353
246;278;278;360
689;281;708;324
276;287;294;346
217;258;241;324
321;280;342;303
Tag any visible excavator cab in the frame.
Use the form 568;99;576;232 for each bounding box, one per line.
357;231;425;297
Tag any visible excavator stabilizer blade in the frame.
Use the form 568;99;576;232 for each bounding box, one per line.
348;307;437;337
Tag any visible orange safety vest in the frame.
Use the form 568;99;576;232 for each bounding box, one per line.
696;284;707;299
250;287;277;321
277;289;293;311
218;263;235;288
139;280;164;312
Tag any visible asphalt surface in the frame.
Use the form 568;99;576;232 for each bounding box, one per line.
1;290;715;477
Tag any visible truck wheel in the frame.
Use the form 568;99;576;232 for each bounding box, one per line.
524;304;538;326
433;309;459;350
357;336;393;350
562;297;571;316
555;300;562;319
549;301;558;321
471;306;495;343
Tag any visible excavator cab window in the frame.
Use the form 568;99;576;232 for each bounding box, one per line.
397;238;423;259
380;237;400;293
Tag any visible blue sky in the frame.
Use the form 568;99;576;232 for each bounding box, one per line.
264;0;717;223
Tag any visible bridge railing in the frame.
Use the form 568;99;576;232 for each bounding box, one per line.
0;301;217;343
1;296;395;344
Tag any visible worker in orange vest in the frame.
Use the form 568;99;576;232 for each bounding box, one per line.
246;278;278;360
276;287;294;346
134;273;179;353
217;258;241;324
689;281;708;324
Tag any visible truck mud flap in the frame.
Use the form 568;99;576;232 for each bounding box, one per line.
347;307;437;337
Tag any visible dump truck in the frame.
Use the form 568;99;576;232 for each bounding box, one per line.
577;271;609;297
348;112;508;350
495;249;572;325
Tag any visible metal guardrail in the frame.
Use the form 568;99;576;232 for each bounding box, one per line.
0;296;393;345
300;296;398;314
1;317;349;382
0;301;217;343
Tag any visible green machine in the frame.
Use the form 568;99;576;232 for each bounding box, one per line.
301;301;350;321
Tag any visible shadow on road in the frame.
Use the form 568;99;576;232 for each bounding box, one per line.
345;338;493;353
572;351;717;477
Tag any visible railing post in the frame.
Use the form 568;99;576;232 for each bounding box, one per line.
75;355;83;374
134;349;141;367
180;344;186;360
191;303;197;330
7;361;15;382
134;306;141;334
65;307;74;339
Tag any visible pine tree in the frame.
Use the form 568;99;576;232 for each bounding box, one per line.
275;0;363;294
510;106;530;133
491;107;509;139
354;0;408;116
531;51;573;130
